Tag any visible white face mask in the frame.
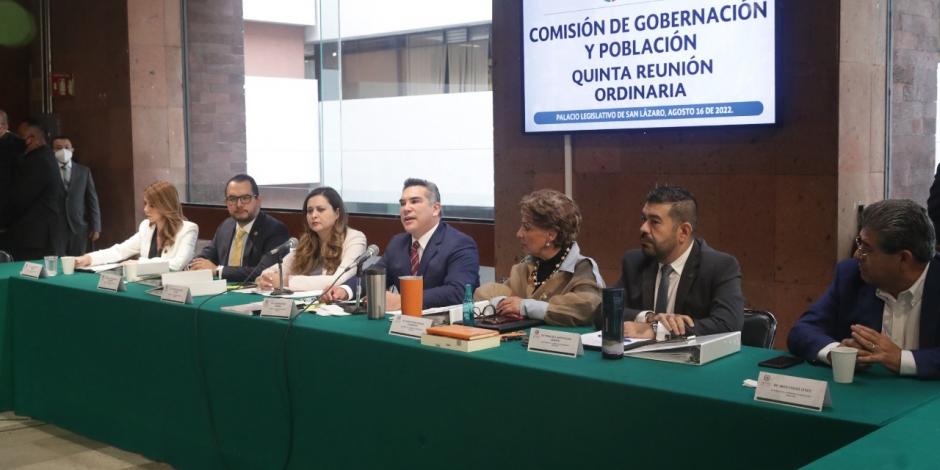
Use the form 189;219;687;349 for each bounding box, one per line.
55;148;72;164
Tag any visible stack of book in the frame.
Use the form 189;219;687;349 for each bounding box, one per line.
420;324;501;352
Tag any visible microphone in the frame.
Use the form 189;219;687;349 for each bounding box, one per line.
316;245;380;304
268;237;298;256
352;244;380;266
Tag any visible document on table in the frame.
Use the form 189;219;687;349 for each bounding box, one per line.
77;263;122;273
580;331;651;349
245;289;321;299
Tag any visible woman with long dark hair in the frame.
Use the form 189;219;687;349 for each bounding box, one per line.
257;187;366;291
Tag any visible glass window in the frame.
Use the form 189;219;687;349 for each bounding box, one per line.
185;0;494;220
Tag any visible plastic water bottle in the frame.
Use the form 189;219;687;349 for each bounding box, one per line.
462;283;474;326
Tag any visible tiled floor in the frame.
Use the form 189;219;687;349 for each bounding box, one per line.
0;412;173;469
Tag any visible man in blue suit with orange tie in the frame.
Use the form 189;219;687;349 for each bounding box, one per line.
324;178;480;309
788;199;940;379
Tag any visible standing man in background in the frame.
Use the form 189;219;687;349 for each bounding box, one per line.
9;119;64;260
51;136;101;255
0;110;25;253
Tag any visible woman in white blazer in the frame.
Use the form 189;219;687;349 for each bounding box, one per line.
258;187;366;292
76;181;198;271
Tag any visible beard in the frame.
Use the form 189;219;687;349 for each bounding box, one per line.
641;235;675;261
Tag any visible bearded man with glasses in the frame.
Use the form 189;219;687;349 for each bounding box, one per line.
188;174;289;282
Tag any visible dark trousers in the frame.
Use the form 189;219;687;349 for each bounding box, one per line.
65;229;89;256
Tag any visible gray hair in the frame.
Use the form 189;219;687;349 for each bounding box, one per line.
0;110;7;128
860;199;936;263
403;178;441;206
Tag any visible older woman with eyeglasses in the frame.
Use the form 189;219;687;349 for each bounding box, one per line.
475;189;604;326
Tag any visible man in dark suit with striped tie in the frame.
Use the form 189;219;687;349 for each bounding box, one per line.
323;178;480;309
51;136;101;256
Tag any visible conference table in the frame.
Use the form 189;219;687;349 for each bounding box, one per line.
1;261;939;469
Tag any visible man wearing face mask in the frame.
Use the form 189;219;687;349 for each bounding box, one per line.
0;109;25;252
9;119;64;260
51;136;101;256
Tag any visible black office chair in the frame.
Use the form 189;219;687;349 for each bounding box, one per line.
742;309;777;348
0;251;12;263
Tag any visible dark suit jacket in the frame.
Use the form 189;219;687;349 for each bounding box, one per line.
0;131;25;230
929;162;940;237
9;145;64;254
197;211;289;282
788;255;940;379
611;238;744;335
57;162;101;236
347;222;480;308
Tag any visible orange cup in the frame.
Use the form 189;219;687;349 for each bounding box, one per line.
400;276;423;316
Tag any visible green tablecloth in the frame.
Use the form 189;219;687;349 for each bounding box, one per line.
4;266;940;469
0;262;19;410
805;396;940;469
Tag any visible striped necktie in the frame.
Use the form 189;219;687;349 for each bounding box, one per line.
410;240;420;275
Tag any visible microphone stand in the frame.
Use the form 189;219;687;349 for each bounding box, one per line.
270;251;293;296
354;258;365;314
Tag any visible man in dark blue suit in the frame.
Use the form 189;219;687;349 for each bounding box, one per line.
788;200;940;379
189;174;289;282
323;178;480;309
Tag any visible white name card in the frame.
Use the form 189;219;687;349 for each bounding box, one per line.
527;328;583;358
389;315;433;339
261;298;298;319
161;285;192;304
754;371;831;412
97;273;126;292
20;262;45;279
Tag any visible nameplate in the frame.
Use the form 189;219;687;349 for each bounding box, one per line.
260;298;298;319
20;262;45;279
161;285;192;304
97;273;126;292
527;328;583;358
754;371;831;412
389;315;433;340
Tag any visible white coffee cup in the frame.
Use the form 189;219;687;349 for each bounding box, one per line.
61;256;76;275
831;346;858;384
123;261;139;282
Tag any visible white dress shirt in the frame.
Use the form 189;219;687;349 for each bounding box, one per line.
817;262;930;376
637;241;694;323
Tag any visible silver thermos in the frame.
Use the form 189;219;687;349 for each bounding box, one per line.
365;266;386;319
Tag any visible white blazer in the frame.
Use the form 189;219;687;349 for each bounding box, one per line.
261;228;367;291
88;219;199;271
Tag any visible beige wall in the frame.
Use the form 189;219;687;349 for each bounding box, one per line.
127;0;186;215
243;21;305;79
